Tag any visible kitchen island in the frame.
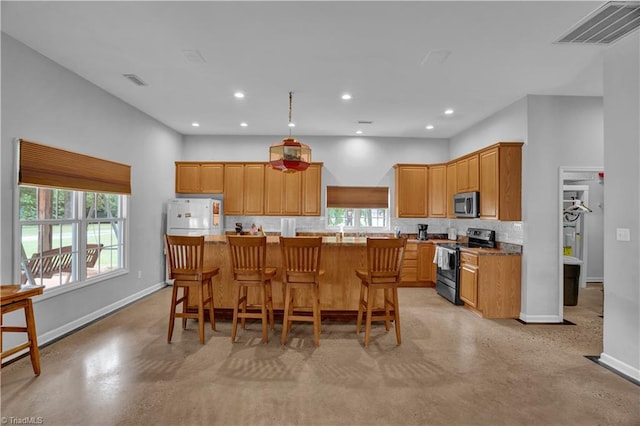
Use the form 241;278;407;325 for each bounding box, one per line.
202;235;373;313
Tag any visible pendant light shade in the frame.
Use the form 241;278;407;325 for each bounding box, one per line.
269;92;311;173
269;138;311;173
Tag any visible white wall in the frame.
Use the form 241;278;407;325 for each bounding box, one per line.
1;34;182;345
525;95;604;321
450;94;604;322
601;31;640;380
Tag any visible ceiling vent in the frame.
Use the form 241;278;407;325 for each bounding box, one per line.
122;74;148;86
357;120;373;125
556;1;640;44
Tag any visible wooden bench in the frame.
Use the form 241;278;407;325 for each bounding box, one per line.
22;244;103;284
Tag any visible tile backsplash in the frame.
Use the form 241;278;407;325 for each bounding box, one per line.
226;216;524;245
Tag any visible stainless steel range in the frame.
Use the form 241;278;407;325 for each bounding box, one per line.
435;228;496;305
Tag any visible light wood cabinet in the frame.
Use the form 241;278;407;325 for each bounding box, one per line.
459;251;521;318
459;253;479;308
456;154;479;193
401;242;436;286
428;164;447;218
417;243;436;282
479;143;522;221
301;163;322;216
264;167;301;215
394;165;428;218
175;162;224;194
222;163;264;215
401;241;418;283
223;164;245;215
243;163;265;215
446;162;457;218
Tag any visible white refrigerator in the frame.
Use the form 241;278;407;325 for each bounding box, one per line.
166;198;224;236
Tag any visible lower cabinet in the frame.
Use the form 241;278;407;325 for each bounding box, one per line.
401;241;436;287
459;253;479;308
459;251;521;318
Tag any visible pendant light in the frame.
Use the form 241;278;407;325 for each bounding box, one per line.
269;92;311;173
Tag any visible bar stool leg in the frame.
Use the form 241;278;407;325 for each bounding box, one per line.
198;284;205;344
364;287;374;347
393;287;402;345
168;285;179;343
281;284;292;345
207;277;216;331
24;300;41;375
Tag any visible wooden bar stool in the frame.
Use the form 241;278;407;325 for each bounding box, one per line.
355;237;406;347
280;236;324;347
165;235;219;344
227;236;276;343
1;284;44;375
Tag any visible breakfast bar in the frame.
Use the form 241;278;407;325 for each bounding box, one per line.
202;235;372;312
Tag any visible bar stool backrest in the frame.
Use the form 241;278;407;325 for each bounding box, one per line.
365;238;406;284
227;236;268;282
165;235;206;282
280;237;322;283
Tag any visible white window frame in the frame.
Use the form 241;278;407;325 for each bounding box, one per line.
326;207;390;231
15;186;129;296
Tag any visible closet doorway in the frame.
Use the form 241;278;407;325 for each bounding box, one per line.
558;167;604;321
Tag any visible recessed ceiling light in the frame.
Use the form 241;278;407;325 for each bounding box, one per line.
240;122;248;127
191;122;200;127
355;130;363;134
444;109;454;115
234;91;245;99
288;122;296;128
426;125;434;130
341;93;352;100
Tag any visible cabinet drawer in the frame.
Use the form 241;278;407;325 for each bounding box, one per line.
460;252;478;266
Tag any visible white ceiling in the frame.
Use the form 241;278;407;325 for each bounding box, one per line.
1;1;610;139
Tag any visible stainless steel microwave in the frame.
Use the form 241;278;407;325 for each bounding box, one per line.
453;192;479;218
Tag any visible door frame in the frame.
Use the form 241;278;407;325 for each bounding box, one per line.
557;166;603;320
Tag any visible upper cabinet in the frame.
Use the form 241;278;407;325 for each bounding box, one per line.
428;164;447;218
446;162;457;218
301;163;322;216
394;164;428;218
175;162;224;194
264;166;302;216
479;143;523;221
456;153;479;193
223;164;245;215
243;163;265;215
179;161;322;216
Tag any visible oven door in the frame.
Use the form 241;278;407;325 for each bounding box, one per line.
435;246;463;305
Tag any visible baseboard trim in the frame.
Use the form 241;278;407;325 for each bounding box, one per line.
1;282;167;365
597;353;640;383
518;313;564;323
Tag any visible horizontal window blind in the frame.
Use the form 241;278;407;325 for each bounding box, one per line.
326;186;388;208
18;139;131;194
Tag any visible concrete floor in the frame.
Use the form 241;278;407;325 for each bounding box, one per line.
1;284;638;425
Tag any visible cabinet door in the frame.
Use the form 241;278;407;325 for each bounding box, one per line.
200;163;224;193
428;164;446;218
456;154;479;192
264;166;284;215
401;242;418;282
395;165;428;217
302;163;322;216
282;172;302;215
460;262;479;307
244;164;265;215
175;163;200;193
467;154;479;191
446;162;457;217
479;148;499;219
417;244;436;282
223;164;244;215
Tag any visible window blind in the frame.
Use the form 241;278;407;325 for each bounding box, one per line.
18;139;132;194
326;186;388;208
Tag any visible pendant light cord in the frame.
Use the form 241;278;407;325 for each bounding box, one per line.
289;91;293;137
